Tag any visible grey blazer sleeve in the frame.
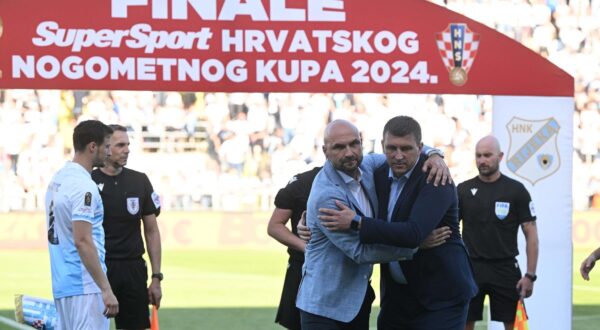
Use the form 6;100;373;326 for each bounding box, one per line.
310;195;414;264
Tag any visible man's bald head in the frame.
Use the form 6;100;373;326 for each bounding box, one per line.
476;135;502;154
324;120;360;145
322;120;363;178
475;135;503;182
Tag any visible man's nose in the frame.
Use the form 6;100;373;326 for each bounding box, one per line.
343;146;354;156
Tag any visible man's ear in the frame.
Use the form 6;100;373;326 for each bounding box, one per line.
87;141;97;153
322;145;326;155
498;151;504;161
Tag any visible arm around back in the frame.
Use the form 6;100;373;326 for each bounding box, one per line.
309;194;414;264
360;181;457;248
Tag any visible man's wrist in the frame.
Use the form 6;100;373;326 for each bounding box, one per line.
350;215;361;231
151;272;164;281
425;147;444;158
524;272;537;282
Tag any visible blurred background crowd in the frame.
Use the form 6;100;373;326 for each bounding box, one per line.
0;0;599;212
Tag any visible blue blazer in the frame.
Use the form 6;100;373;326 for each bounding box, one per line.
360;156;477;312
296;155;415;323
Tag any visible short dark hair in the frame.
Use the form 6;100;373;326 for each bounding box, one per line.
383;116;422;144
108;124;127;133
73;120;113;152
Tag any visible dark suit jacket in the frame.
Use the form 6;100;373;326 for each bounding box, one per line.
359;156;477;313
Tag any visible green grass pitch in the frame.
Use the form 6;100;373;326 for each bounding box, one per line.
1;248;600;329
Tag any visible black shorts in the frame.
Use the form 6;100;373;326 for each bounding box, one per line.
467;258;521;323
106;258;150;329
275;258;303;330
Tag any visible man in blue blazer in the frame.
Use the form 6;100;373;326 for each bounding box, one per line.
296;119;450;330
319;116;477;329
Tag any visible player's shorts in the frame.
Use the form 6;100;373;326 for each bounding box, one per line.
55;293;109;330
467;258;522;323
106;258;150;329
275;258;303;330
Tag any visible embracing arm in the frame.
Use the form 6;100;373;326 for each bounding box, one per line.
143;213;162;308
309;196;414;264
359;183;456;248
319;201;450;249
362;149;451;186
267;208;306;253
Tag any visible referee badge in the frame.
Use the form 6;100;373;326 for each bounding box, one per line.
495;201;510;220
127;197;140;215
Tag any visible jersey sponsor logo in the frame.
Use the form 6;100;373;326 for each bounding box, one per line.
84;192;92;206
470;188;478;196
506;117;561;185
495;201;510;220
97;183;104;192
151;191;161;209
78;206;92;214
529;201;536;217
127;197;140;215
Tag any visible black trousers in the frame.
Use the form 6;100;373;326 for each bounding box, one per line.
300;284;375;330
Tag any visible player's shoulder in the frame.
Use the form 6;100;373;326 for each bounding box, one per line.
298;166;322;181
65;177;98;201
286;166;321;186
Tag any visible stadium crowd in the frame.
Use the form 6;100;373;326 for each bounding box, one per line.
0;0;599;212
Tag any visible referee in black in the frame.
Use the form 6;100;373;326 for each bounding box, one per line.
458;135;538;330
92;124;163;330
267;166;321;330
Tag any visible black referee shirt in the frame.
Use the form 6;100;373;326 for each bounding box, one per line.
92;167;161;260
274;166;321;262
457;174;536;260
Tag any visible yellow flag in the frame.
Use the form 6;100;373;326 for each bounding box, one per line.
513;299;529;330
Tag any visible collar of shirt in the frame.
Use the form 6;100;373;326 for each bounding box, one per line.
386;155;420;221
337;168;364;185
387;155;420;182
336;168;372;217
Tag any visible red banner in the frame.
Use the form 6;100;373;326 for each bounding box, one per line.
0;0;572;95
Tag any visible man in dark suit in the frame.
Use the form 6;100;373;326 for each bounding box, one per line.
319;115;477;330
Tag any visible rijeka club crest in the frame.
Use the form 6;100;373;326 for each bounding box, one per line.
506;117;561;185
436;23;480;86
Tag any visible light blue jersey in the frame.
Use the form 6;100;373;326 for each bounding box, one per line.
45;162;106;299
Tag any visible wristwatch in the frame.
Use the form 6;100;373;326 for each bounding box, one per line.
152;272;164;281
524;273;537;282
350;215;361;231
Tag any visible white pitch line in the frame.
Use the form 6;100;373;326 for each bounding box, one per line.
0;316;33;330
